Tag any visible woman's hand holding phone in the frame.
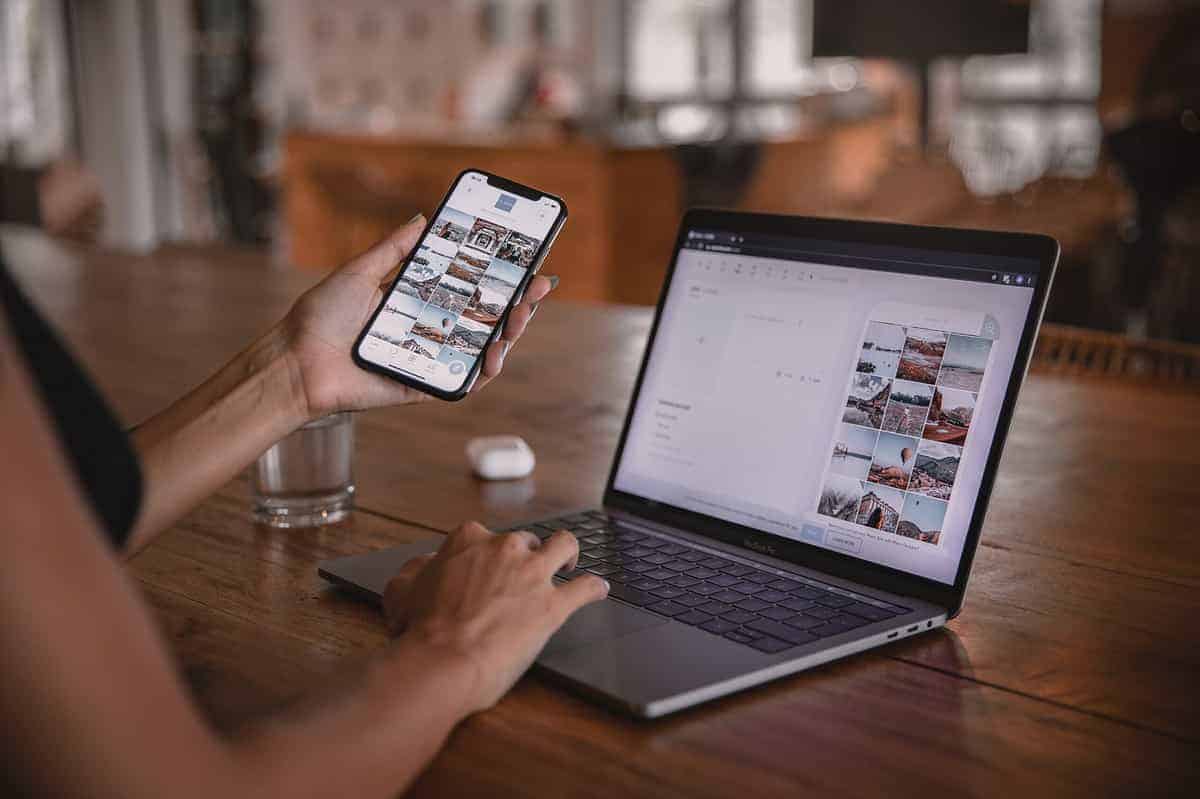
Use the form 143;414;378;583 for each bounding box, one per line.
277;215;556;421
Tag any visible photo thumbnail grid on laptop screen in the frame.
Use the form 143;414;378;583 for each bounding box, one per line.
358;173;560;392
612;229;1039;585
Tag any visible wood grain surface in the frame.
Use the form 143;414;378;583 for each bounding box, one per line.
4;227;1198;796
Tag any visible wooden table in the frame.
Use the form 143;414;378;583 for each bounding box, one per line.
5;228;1199;796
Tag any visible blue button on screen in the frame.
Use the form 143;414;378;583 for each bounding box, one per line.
800;523;825;544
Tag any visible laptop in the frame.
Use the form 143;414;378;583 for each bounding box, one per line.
320;210;1058;718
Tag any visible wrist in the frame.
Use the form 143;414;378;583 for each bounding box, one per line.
244;325;314;429
383;630;483;723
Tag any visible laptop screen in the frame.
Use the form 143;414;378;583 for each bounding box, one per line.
611;226;1039;585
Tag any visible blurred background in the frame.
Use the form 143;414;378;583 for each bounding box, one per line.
2;0;1199;343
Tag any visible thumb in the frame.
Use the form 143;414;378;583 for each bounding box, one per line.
345;214;425;282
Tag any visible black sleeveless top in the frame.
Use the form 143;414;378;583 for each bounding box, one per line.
1;257;142;547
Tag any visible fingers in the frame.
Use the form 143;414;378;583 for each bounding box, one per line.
523;274;555;306
555;574;610;617
383;552;435;632
471;275;558;391
345;214;426;282
536;530;580;575
501;300;535;342
478;339;510;383
442;520;493;556
500;529;542;554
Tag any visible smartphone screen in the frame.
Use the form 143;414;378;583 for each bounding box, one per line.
355;171;565;397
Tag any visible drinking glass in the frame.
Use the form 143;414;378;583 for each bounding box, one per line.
251;412;355;527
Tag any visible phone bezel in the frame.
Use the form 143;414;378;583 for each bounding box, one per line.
352;168;568;401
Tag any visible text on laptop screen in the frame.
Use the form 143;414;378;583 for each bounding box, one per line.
612;229;1038;585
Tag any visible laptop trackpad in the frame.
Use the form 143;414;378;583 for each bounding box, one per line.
541;599;667;657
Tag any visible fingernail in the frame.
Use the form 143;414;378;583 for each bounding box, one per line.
602;579;611;592
530;302;540;319
545;275;559;290
407;213;424;225
497;340;511;366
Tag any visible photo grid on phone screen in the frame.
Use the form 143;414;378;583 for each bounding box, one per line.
368;204;543;375
818;320;993;546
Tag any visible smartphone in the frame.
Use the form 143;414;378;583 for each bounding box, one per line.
353;169;567;401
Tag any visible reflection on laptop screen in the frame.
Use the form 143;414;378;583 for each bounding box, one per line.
612;228;1039;585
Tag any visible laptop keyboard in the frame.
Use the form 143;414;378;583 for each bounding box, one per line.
513;510;909;656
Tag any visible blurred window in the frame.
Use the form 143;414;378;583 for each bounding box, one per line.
1;0;72;163
951;0;1103;195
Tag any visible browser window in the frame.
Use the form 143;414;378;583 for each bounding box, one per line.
612;230;1037;585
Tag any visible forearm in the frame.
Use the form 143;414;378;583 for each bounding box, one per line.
232;636;475;797
127;325;310;554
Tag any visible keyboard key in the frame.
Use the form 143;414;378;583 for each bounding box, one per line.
679;550;707;562
813;615;869;636
647;600;689;617
781;597;816;612
576;557;599;569
667;575;701;588
767;579;802;592
748;636;794;654
690;583;724;596
723;564;755;577
625;546;656;559
626;561;657;574
844;602;897;622
644;553;673;566
791;587;825;600
745;618;819;646
675;610;714;626
685;567;718;580
676;593;711;608
577;520;606;531
815;594;856;609
700;617;741;635
562;513;591;525
586;563;619;576
730;582;766;595
607;584;655;607
650;586;686;600
721;609;758;625
639;537;670;550
746;572;777;584
698;601;733;616
805;607;839;620
657;543;688;556
664;561;694;573
711;590;745;604
784;615;826;630
700;557;731;569
607;570;640;584
734;598;772;613
755;589;789;603
760;606;798;621
590;548;618;561
709;574;740;587
644;569;676;581
725;631;755;644
631;578;664;591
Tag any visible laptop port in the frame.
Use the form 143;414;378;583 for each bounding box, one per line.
887;631;899;639
907;625;918;633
